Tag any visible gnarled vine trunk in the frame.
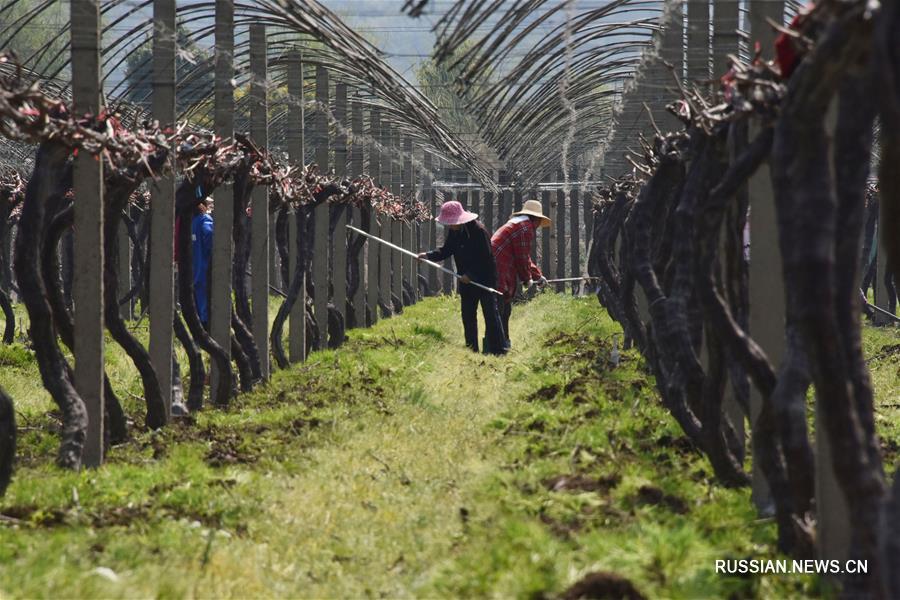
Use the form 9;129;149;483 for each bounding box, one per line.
103;180;167;430
0;385;14;496
771;13;885;592
231;168;262;383
43;203;128;445
0;288;13;344
173;310;205;411
13;142;86;469
270;184;341;368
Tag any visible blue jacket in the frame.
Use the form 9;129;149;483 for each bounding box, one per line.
191;213;213;283
191;213;213;323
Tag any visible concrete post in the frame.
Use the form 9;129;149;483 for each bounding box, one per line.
711;0;746;453
746;0;784;515
407;138;419;302
547;174;558;291
333;82;348;332
423;152;437;294
365;204;377;326
874;225;894;322
747;161;782;513
412;154;419;303
570;170;580;294
542;181;552;276
376;119;389;313
210;0;235;401
71;0;105;465
378;114;391;315
816;398;851;563
412;222;420;302
390;128;403;309
441;161;454;294
431;158;453;294
529;186;538;258
367;107;380;325
421;156;432;261
455;171;468;289
118;223;131;319
270;218;279;291
687;0;711;86
583;179;593;278
483;170;494;236
402;137;414;305
287;51;305;362
149;0;176;417
116;223;134;321
713;0;740;77
749;0;783;48
498;170;510;224
378;113;394;317
556;171;566;290
313;65;329;348
458;170;468;210
369;107;380;187
350;92;366;327
812;99;851;563
658;2;685;133
249;24;269;379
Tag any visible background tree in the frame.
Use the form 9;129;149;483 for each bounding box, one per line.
122;25;214;119
415;43;495;168
0;0;69;76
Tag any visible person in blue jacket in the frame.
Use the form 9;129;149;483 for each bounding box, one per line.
191;198;214;327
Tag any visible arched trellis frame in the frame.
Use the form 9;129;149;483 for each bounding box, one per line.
401;0;668;185
0;0;495;186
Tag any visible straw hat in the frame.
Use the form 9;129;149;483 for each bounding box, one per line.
436;200;478;226
512;199;551;228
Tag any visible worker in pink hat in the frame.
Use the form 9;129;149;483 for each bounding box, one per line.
417;200;506;355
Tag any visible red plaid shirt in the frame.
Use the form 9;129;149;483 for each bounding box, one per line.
491;216;543;300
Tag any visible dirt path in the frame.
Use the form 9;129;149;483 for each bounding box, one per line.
188;296;568;597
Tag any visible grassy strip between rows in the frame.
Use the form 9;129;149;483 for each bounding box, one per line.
0;293;897;598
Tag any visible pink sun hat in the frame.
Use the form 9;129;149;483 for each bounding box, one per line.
436;200;478;226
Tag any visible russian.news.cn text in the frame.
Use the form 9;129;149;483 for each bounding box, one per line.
716;559;867;575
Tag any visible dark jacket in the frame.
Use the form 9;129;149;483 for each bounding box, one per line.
426;220;498;287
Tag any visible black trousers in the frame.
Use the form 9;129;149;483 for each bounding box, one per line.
500;300;512;347
460;284;506;354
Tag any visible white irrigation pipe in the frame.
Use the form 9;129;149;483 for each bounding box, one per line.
347;224;504;297
544;276;600;284
860;289;900;323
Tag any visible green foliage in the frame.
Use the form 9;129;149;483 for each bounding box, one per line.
412;323;445;341
121;25;215;118
415;42;493;154
0;343;34;369
864;325;900;468
0;0;68;76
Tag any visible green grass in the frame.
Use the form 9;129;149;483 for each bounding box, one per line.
2;296;296;421
864;323;900;472
0;293;897;598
